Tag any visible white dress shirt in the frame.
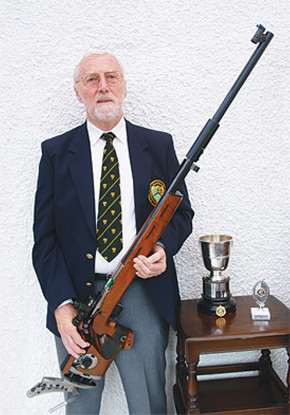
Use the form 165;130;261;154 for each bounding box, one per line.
87;117;137;274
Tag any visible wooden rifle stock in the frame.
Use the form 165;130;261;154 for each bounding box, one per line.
62;25;274;382
62;191;183;379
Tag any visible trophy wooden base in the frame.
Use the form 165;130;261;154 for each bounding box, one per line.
197;296;236;317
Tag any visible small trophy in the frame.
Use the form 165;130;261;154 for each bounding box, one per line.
197;235;236;317
251;280;271;320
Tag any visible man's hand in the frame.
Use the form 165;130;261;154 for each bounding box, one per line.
133;244;167;279
54;303;90;358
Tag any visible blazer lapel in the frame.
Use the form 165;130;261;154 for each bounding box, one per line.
67;123;96;237
126;120;152;231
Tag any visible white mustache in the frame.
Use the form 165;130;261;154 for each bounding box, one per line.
94;94;118;105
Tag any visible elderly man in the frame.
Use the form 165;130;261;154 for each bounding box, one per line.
33;52;193;414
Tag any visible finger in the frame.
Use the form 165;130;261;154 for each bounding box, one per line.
137;253;164;270
133;248;166;278
72;331;91;349
140;246;164;264
146;252;161;263
134;255;149;264
133;257;156;279
62;332;90;358
63;338;85;358
133;256;150;273
59;322;90;351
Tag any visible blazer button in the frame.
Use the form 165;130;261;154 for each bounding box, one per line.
86;282;92;287
86;253;94;259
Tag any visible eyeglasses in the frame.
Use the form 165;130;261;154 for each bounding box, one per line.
77;71;123;88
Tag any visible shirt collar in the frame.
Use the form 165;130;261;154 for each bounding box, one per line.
87;117;127;146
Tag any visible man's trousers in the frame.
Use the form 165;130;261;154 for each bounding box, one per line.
55;278;170;415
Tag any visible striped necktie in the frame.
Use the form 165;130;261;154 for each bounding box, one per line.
96;132;123;262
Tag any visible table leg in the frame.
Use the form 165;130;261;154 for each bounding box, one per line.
286;346;290;405
259;349;272;381
186;343;200;414
176;334;187;377
174;334;189;414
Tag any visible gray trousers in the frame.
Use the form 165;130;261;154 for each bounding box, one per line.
55;279;169;415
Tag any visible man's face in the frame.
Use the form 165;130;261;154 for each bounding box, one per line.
74;54;127;129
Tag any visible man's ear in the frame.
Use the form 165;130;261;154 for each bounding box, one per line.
74;85;83;103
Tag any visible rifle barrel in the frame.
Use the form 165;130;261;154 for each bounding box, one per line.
213;31;274;123
168;28;274;195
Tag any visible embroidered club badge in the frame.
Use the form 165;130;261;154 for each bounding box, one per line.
148;179;166;206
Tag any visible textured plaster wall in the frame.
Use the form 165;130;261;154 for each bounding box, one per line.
1;0;289;414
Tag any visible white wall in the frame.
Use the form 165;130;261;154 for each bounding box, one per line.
1;0;289;414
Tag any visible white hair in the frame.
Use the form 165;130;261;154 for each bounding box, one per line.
73;51;125;84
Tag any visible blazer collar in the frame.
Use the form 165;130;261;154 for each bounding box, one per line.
68;123;96;237
126;120;152;230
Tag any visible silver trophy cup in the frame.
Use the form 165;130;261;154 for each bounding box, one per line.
197;235;236;316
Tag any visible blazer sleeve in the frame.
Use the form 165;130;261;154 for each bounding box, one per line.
32;142;77;313
159;134;194;257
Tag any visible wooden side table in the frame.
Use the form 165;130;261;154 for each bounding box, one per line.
174;295;290;414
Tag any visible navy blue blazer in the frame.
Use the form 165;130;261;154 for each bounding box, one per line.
33;120;194;335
